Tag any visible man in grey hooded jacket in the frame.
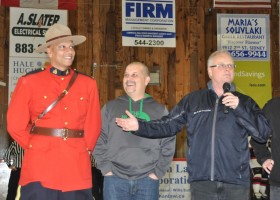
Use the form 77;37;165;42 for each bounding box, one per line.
93;62;176;200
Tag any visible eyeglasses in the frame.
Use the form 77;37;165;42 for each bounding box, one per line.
209;64;236;69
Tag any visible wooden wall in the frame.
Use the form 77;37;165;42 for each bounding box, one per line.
0;0;279;158
0;7;9;157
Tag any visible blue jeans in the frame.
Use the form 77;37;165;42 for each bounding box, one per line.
190;181;250;200
270;185;280;200
103;175;159;200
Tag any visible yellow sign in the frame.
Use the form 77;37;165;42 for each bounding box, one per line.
234;61;271;108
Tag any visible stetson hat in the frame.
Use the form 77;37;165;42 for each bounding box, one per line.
35;23;86;53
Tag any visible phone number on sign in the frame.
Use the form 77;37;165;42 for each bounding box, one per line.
14;43;43;54
134;40;164;46
229;50;267;58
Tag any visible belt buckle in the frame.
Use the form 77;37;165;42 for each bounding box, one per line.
62;128;69;140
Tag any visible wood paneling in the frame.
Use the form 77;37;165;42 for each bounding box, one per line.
0;8;10;156
0;0;279;158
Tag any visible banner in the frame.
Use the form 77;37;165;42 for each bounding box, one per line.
214;0;271;9
9;7;67;101
0;0;76;10
217;14;271;108
217;14;270;61
122;0;176;48
159;158;191;200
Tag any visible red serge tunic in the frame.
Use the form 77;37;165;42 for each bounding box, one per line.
7;65;102;192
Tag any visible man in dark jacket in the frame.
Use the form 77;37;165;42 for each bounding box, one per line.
250;97;280;200
116;50;271;200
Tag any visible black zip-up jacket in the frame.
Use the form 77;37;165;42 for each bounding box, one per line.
250;97;280;187
134;81;271;186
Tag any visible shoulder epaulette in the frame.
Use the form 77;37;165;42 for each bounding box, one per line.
73;69;92;78
23;68;45;76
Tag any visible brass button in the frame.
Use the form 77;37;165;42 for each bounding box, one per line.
64;107;68;110
80;97;84;100
61;77;64;80
29;144;32;148
44;96;47;99
64;122;68;125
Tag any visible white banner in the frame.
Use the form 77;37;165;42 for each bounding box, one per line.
0;0;77;10
217;14;270;61
214;0;271;9
159;159;191;200
122;0;176;48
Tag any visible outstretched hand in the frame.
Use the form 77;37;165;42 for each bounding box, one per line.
116;110;139;131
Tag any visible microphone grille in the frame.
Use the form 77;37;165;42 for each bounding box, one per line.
223;82;231;91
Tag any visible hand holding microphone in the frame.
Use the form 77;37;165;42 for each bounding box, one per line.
223;83;231;114
222;82;239;113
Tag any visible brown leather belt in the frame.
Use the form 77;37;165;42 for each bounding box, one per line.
30;127;84;140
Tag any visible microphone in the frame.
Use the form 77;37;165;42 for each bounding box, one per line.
223;82;231;114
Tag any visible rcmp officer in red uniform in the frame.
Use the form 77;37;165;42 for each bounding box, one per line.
7;24;101;200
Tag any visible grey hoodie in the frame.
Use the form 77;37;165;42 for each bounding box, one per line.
93;94;176;180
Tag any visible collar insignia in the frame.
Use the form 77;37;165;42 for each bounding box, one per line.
50;67;70;76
